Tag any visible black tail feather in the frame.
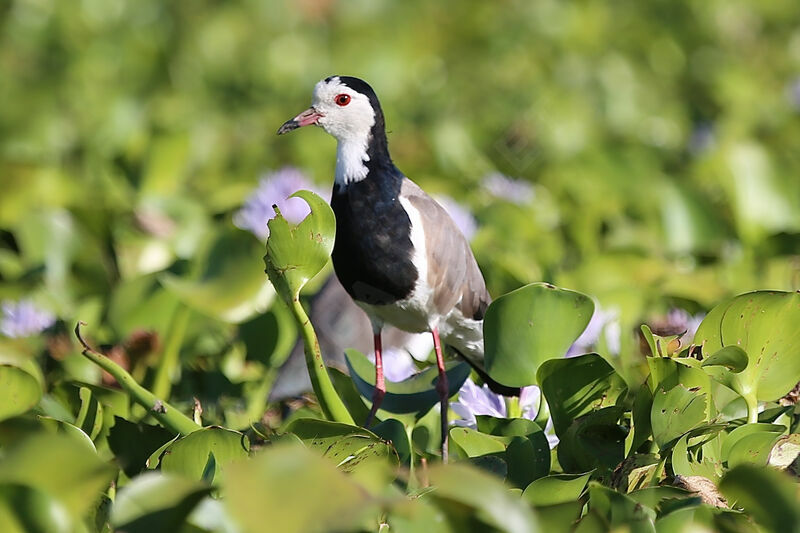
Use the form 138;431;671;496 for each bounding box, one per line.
450;348;522;397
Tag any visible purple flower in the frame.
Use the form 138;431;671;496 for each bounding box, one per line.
481;173;535;205
664;308;705;344
450;378;558;448
567;305;621;357
233;167;328;240
435;195;478;241
367;347;418;382
688;123;715;155
1;299;56;338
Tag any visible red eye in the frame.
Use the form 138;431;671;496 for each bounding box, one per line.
334;93;351;106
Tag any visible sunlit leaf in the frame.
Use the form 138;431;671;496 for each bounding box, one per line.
484;283;594;387
160;427;250;482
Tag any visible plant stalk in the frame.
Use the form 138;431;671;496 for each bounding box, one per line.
290;297;354;424
75;322;201;436
151;304;192;401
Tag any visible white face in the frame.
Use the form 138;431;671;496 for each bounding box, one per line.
311;77;375;142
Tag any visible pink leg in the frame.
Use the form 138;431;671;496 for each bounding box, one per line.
432;327;449;463
365;331;385;427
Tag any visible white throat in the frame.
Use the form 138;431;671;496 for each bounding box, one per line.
335;135;371;185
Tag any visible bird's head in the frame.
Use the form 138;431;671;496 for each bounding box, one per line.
278;76;383;143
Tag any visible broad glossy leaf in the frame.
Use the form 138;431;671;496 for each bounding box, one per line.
700;346;748;373
0;483;71;533
721;423;785;468
558;406;627;475
108;416;176;478
587;483;656;532
0;433;115;519
484;283;594;387
111;472;210;533
223;442;375;533
449;427;506;457
161;229;274;323
532;501;584;533
264;190;335;301
284;417;377;449
36;416;96;453
75;386;103;440
426;463;539;533
345;349;470;415
538;353;627;437
671;427;725;480
651;385;708;448
372;418;411;466
522;471;593;506
719;464;800;532
0;364;41;422
768;434;800;471
160;427;250;482
694;290;800;401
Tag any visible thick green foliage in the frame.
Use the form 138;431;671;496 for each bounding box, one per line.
2;0;800;531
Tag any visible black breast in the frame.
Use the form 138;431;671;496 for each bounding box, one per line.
330;171;418;306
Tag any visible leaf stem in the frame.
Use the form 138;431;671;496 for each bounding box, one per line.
151;304;192;401
744;393;759;424
74;322;201;436
290;297;354;424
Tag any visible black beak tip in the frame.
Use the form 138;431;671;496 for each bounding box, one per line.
277;120;298;135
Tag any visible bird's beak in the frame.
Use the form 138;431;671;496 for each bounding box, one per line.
277;107;323;135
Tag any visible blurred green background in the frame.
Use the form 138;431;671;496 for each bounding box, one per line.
2;0;800;423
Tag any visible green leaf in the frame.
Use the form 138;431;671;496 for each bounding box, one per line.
344;348;470;415
111;472;211;533
426;463;540;533
160;229;274;323
108;416;176;478
0;433;116;520
484;282;594;387
671;427;725;480
35;416;96;453
700;346;748;373
721;423;785;468
522;471;593;506
0;483;71;533
0;364;42;422
75;386;104;440
223;442;375;533
650;385;708;449
372;418;411;466
474;416;551;486
558;407;627;476
694;290;800;401
264;190;335;302
449;427;506;457
538;353;627;437
160;427;250;482
719;464;800;532
587;483;656;532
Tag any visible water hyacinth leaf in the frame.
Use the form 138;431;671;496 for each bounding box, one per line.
329;367;372;424
484;283;594;387
719;464;800;533
475;416;550;486
0;433;116;519
108;416;176;478
449;427;506;458
587;483;657;532
626;384;653;456
609;454;662;493
320;434;399;478
264;190;335;301
532;501;584;533
426;463;539;533
700;346;748;373
538;353;628;437
721;423;785;468
671;430;725;480
345;349;470;414
522;471;593;506
223;442;376;533
694;290;800;402
468;455;509;479
36;416;96;453
0;483;72;533
75;387;103;441
650;386;708;449
385;496;455;533
558;406;627;476
160;230;274;323
372;418;411;466
284;417;378;449
768;434;800;471
0;364;41;422
111;472;211;533
160;427;250;482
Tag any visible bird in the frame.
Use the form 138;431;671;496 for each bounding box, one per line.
278;76;517;461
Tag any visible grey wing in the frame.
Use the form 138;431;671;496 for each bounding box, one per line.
401;180;491;321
